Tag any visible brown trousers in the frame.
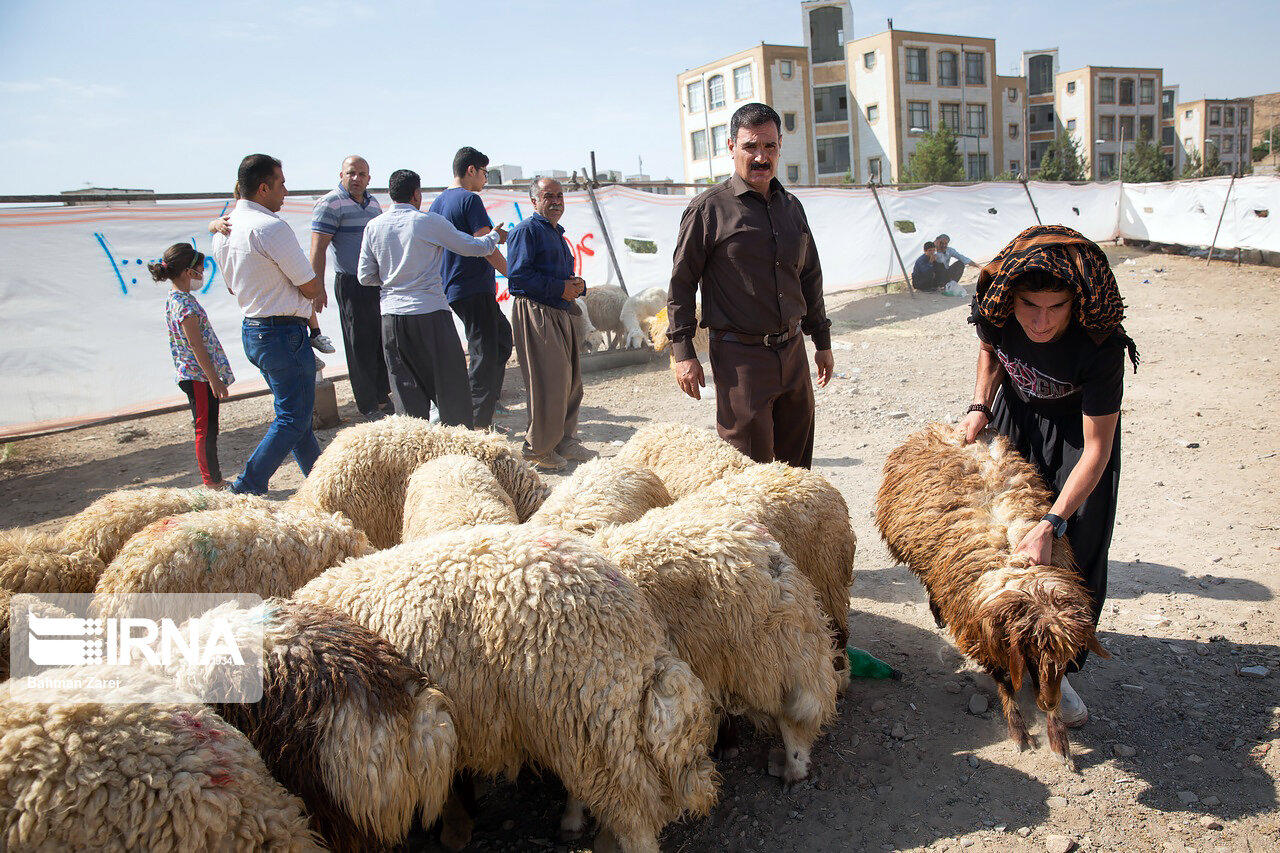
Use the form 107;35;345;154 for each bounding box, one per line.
708;334;815;469
512;296;582;457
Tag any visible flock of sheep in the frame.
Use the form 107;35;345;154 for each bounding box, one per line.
0;414;1107;852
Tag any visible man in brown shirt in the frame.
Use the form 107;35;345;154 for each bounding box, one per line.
667;102;834;468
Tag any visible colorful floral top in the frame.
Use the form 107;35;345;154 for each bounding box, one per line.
165;290;234;385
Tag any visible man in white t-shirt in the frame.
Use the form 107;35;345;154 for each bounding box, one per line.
212;153;327;495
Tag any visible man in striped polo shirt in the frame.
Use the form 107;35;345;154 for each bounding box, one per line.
310;155;393;421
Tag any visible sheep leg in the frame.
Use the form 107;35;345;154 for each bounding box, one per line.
714;715;741;759
928;597;946;629
771;716;815;790
560;797;588;841
995;675;1033;752
438;773;477;852
1045;709;1077;770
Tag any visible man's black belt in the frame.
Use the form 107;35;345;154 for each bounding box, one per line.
709;323;801;349
244;315;308;326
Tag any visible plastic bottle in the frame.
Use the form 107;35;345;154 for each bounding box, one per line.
846;646;902;680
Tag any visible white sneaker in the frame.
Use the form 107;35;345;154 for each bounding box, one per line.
1057;675;1088;727
311;333;336;354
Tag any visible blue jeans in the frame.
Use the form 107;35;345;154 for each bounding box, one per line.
233;318;320;495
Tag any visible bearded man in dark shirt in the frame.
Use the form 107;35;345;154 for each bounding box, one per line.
666;102;834;468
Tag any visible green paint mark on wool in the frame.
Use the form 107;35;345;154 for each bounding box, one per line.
191;531;217;572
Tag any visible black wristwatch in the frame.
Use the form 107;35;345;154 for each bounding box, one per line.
1042;513;1068;538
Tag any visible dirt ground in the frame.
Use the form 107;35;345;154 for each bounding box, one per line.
2;246;1278;853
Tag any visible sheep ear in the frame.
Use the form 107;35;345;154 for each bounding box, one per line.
1007;644;1026;692
1088;635;1111;659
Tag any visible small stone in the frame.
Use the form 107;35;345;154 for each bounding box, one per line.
1208;555;1223;563
1044;834;1077;853
968;693;989;715
875;784;893;795
887;411;909;419
1017;826;1032;838
943;680;962;694
1120;683;1146;693
1238;665;1269;678
967;755;979;768
1069;784;1093;796
960;839;974;848
1141;615;1171;628
1187;754;1203;764
1200;795;1220;807
1176;790;1199;804
1113;743;1137;758
1195;644;1211;656
1046;796;1068;809
788;810;800;820
1179;439;1200;448
891;722;907;740
1199;816;1223;830
870;699;888;713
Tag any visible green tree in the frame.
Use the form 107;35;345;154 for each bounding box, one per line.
898;123;964;184
1120;135;1173;182
1252;127;1278;162
1181;148;1203;178
991;170;1019;181
1182;144;1223;178
1035;131;1088;181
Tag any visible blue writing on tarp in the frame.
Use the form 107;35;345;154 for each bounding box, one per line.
93;233;219;294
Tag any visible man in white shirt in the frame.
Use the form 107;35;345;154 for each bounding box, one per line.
358;169;506;426
932;233;981;287
211;153;327;495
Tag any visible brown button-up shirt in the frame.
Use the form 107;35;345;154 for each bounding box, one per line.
667;173;831;362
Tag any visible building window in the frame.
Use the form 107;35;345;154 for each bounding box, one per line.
690;129;708;160
1240;107;1249;125
1009;123;1020;139
1098;153;1116;178
940;103;961;130
707;75;725;109
1162;90;1175;119
1209;107;1221;126
780;59;793;79
1028;104;1054;128
1066;81;1076;95
1008;87;1018;102
787;164;800;182
966;153;989;180
964;51;985;84
1223;135;1234;153
1119;115;1134;141
1139;116;1155;140
908;102;930;132
784;112;797;132
1099;115;1115;141
1140;79;1155;104
814;85;849;123
711;124;728;156
1161;125;1175;147
906;47;928;83
1028;55;1053;96
1099;77;1115;104
869;157;882;181
733;65;753;101
809;5;844;63
1119;78;1135;105
816;136;851;175
1067;119;1077;132
866;103;879;122
686;81;704;113
938;51;958;86
1184;109;1193;120
966;103;987;136
863;51;875;70
1010;160;1021;174
1224;106;1236;126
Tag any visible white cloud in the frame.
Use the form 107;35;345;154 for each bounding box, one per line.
0;77;122;98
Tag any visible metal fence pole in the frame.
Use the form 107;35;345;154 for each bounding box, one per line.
869;183;915;294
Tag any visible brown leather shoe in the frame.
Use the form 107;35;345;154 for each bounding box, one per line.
555;440;597;462
530;450;568;472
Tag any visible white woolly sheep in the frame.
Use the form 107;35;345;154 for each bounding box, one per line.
665;462;858;687
169;598;459;852
528;457;673;536
0;591;77;682
585;285;648;350
295;525;720;853
620;287;669;349
291;417;549;548
572;296;606;353
58;485;270;566
94;504;371;601
874;424;1108;765
612;422;754;500
402;455;518;541
591;510;838;787
0;668;322;851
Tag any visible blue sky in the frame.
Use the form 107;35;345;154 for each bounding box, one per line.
0;0;1273;194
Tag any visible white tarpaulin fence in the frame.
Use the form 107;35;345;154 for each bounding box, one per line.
2;176;1276;435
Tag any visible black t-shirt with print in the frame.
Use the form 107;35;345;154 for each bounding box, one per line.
974;315;1124;417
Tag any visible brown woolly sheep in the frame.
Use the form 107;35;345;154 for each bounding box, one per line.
167;598;458;852
290;417;549;548
612;422;755;499
0;668;322;851
528;457;673;535
1;527;105;596
295;526;720;853
58;485;270;566
874;424;1109;764
94;504;371;602
591;510;838;787
667;462;858;686
402;455;518;541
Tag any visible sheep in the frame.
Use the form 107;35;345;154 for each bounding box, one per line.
662;462;858;687
295;525;720;853
648;305;709;361
167;598;459;852
582;284;639;350
0;590;78;682
290;417;549;548
572;296;606;353
874;424;1109;765
94;504;371;601
591;510;838;787
528;457;673;536
620;287;669;349
0;667;322;851
58;486;270;566
1;527;105;596
612;422;755;500
401;455;518;542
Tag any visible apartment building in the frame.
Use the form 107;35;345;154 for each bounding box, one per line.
1022;49;1059;173
1176;98;1254;176
1056;65;1164;180
849;28;1019;182
1161;85;1181;172
802;1;857;184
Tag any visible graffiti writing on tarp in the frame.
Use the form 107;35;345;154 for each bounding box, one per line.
93;233;219;295
489;201;598;279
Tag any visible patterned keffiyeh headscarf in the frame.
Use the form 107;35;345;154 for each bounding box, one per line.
972;224;1139;371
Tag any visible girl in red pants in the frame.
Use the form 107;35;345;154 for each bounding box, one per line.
148;243;235;488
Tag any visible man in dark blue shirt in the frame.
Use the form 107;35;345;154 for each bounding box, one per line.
505;177;595;472
912;240;941;291
428;147;512;431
